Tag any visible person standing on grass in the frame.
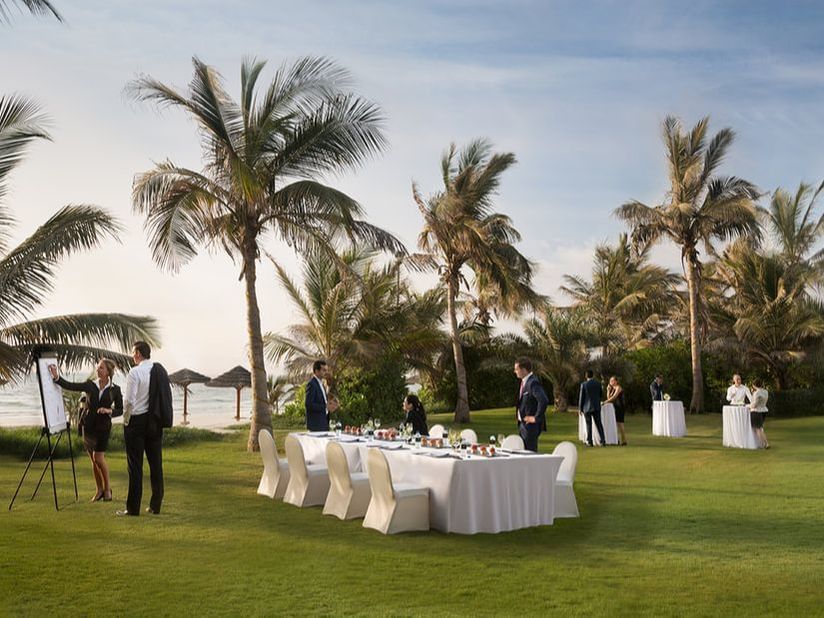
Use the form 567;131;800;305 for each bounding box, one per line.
513;357;549;452
305;360;339;431
749;379;770;449
117;341;170;517
726;374;752;405
49;359;123;502
604;375;627;446
649;374;664;402
579;369;606;447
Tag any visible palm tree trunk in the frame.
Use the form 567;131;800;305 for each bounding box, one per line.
555;390;568;413
447;275;470;423
685;257;704;414
243;239;273;451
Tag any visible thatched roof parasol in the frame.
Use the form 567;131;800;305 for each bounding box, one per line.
168;368;211;418
206;366;251;420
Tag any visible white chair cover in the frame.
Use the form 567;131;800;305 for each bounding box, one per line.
428;424;445;438
501;434;525;451
363;448;429;534
323;441;371;520
552;441;579;518
256;429;290;499
283;434;330;507
460;428;478;444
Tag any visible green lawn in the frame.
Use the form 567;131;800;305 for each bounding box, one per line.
1;409;822;616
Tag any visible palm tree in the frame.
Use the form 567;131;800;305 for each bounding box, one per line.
130;57;404;451
710;241;824;389
523;306;589;412
760;180;824;270
266;374;294;415
0;94;158;382
615;116;760;413
413;139;534;422
0;0;61;22
264;248;445;390
561;234;680;356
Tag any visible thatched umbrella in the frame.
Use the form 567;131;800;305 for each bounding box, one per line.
205;366;251;420
168;368;211;420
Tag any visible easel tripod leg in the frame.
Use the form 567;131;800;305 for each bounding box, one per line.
8;430;46;511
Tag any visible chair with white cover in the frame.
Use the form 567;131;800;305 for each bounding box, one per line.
552;441;579;518
428;424;445;438
283;435;330;507
323;441;371;520
460;428;478;444
257;429;290;499
363;448;429;534
501;434;525;451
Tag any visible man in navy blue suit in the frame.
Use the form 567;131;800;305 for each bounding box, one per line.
305;360;338;431
514;357;549;452
579;369;606;447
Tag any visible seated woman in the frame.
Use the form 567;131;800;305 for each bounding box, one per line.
402;394;428;436
604;376;627;446
726;374;752;405
49;359;123;502
749;379;770;449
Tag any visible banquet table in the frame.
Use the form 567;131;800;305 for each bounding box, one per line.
652;401;687;437
722;405;760;449
578;403;619;445
293;432;564;534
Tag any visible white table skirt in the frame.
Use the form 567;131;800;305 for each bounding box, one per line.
722;406;760;449
652;401;687;437
578;403;618;445
294;433;563;534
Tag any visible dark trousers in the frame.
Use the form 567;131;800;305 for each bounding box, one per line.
584;411;606;445
124;414;164;515
519;421;541;452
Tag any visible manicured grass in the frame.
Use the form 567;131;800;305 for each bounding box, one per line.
1;410;822;616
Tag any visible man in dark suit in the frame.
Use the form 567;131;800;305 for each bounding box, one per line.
650;375;664;402
305;360;338;431
514;357;549;452
579;369;606;447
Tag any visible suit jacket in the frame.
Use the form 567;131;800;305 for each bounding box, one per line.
650;380;664;402
149;363;174;431
578;378;602;414
54;377;122;437
404;408;429;436
305;376;328;431
516;374;549;432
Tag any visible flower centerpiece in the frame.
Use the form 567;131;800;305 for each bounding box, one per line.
663;393;671;401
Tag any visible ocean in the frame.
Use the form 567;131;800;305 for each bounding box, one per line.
0;378;257;431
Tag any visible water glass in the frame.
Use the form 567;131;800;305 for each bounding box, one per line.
489;435;497;446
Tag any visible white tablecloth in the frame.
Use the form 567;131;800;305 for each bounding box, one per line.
652;401;687;437
722;405;760;449
294;433;563;534
578;403;618;445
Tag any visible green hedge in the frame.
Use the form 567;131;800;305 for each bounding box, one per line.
763;388;824;417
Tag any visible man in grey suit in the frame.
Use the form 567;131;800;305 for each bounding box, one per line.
579;369;606;447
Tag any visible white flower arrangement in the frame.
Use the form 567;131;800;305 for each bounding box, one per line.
663;393;671;401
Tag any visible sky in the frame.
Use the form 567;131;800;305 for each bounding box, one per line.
2;0;824;375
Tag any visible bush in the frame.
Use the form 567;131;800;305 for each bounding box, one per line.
765;388;824;417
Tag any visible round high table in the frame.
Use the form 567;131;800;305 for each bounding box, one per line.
722;405;760;449
578;403;619;445
652;400;687;437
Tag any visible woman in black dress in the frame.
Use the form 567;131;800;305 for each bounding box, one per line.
605;376;627;446
49;359;123;502
402;394;428;436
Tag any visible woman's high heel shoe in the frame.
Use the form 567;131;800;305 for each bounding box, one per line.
102;490;112;502
91;492;104;502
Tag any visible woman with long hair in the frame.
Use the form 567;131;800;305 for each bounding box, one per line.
604;375;627;446
402;394;428;436
49;359;123;501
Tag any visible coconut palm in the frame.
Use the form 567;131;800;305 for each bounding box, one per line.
710;241;824;389
0;0;61;22
615;116;761;413
760;180;824;271
266;374;294;415
0;94;158;382
130;56;404;451
413;139;534;422
264;248;445;390
523;306;589;412
561;234;680;356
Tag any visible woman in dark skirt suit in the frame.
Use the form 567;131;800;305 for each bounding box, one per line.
49;359;123;501
749;378;770;449
605;376;627;446
402;394;429;436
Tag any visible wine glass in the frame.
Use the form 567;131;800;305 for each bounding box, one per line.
497;433;505;448
489;435;497;447
335;421;342;436
328;419;336;432
374;418;382;430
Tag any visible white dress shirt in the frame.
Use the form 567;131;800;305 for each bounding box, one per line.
125;359;154;424
726;384;752;405
314;375;328;405
517;372;533;422
750;388;769;412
